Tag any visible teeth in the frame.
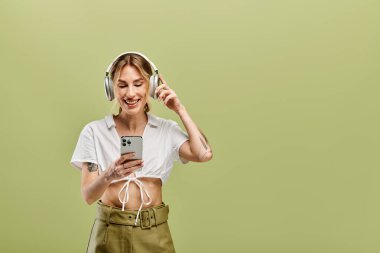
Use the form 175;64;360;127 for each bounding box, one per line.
125;99;139;105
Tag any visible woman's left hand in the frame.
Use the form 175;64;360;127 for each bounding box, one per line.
155;74;184;113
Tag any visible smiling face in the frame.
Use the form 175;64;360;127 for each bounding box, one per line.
114;65;149;116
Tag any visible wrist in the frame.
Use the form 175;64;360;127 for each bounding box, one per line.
176;104;187;116
101;172;112;184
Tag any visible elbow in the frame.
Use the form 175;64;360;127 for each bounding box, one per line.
84;197;95;205
198;150;213;162
84;195;96;205
81;189;95;205
204;151;213;162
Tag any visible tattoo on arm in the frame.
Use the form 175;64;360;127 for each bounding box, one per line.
194;127;213;161
87;162;99;172
197;127;210;151
199;135;208;150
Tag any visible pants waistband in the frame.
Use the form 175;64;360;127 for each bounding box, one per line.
96;200;169;229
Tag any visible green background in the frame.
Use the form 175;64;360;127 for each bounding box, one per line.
1;0;379;252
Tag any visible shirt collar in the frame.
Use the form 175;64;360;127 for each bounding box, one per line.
105;113;160;129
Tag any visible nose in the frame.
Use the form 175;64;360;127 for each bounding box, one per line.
126;86;136;98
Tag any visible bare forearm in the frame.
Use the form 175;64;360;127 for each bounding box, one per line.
82;172;112;205
177;105;213;161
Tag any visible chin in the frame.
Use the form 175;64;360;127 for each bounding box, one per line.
120;102;145;115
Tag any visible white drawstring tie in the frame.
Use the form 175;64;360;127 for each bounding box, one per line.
117;176;152;225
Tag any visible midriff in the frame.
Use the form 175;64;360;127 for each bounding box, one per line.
100;173;163;210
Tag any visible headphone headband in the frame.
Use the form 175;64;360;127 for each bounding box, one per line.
105;51;158;75
104;51;160;101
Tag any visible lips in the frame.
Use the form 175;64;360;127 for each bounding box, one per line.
125;99;140;105
123;99;140;108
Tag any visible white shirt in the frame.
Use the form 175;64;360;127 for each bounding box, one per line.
70;112;189;224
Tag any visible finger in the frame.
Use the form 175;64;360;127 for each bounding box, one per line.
118;155;135;166
158;89;172;101
158;74;166;84
116;160;138;171
155;84;169;98
164;93;176;105
120;160;143;173
117;152;136;165
122;163;144;176
121;152;136;158
123;159;143;169
161;82;169;89
155;80;169;91
115;157;124;167
115;164;124;171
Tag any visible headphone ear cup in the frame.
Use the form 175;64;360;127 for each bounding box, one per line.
149;74;159;99
104;76;114;101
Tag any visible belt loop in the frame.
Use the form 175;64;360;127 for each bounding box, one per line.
152;208;158;226
105;206;112;226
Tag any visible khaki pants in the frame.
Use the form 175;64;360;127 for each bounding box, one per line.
86;200;176;253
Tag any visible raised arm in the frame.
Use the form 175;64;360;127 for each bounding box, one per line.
176;105;213;162
155;74;213;163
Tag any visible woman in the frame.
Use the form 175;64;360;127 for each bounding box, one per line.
70;52;213;253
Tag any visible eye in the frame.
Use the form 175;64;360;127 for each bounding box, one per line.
135;83;143;87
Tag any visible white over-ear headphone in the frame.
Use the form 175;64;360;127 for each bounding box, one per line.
104;51;161;101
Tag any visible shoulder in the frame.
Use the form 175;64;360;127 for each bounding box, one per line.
79;115;111;133
147;113;178;129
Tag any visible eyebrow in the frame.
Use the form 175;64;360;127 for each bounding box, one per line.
117;78;143;83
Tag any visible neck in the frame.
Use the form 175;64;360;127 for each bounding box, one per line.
115;112;148;132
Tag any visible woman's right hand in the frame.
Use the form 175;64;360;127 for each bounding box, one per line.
104;152;144;181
